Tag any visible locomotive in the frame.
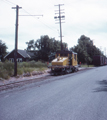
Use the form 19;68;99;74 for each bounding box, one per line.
49;50;78;75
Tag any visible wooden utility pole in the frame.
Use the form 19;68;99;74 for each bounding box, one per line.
12;5;22;76
12;5;42;76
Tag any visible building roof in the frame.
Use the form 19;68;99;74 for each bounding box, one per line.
18;49;31;58
4;49;31;59
26;51;36;57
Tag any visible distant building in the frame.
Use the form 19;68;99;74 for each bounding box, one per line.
4;49;31;62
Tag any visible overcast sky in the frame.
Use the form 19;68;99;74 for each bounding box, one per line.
0;0;107;55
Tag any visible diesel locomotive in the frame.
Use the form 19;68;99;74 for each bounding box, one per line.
50;50;78;75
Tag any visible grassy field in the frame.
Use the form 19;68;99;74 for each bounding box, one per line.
0;61;48;80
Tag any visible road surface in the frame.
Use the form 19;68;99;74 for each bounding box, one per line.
0;66;107;120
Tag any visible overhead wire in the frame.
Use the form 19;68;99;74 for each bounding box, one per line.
1;0;65;39
21;8;59;34
3;0;16;5
1;0;59;36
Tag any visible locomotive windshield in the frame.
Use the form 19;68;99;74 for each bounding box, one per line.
60;53;68;57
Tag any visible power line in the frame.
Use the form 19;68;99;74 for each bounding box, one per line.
1;0;60;36
19;15;43;17
2;0;62;39
22;9;57;32
22;8;42;17
4;0;16;5
21;8;59;34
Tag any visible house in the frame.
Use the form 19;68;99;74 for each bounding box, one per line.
4;49;31;62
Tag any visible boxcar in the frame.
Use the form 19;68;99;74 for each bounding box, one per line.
104;57;107;65
93;55;104;66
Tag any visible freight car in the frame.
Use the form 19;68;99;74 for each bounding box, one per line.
93;55;107;66
49;50;78;75
104;57;107;65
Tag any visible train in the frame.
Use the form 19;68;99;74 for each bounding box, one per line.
49;50;107;75
93;55;107;66
49;50;78;75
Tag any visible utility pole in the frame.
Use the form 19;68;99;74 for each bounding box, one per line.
12;5;43;76
12;5;22;76
54;4;65;50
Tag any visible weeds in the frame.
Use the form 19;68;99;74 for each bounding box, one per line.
0;61;47;80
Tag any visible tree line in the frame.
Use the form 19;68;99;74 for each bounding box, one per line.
70;35;103;64
0;35;105;64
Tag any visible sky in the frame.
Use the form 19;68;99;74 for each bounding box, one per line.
0;0;107;56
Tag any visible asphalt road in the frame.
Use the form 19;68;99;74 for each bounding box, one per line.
0;66;107;120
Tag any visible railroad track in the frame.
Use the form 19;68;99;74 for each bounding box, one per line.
0;75;51;91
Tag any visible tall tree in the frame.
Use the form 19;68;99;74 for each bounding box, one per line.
71;35;102;64
0;40;8;61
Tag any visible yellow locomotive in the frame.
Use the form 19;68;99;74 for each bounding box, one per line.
50;50;78;75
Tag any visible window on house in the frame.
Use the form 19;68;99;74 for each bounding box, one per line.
9;58;14;62
17;58;22;62
19;58;22;62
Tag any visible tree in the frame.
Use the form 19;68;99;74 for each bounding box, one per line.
26;35;68;61
26;39;35;51
71;35;102;64
0;40;8;61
